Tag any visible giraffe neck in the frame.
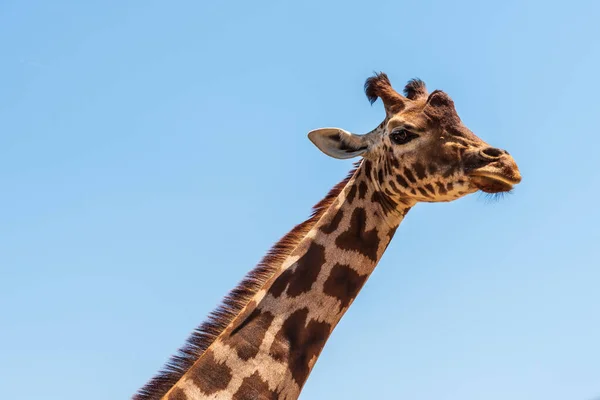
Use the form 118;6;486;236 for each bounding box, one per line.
164;161;413;400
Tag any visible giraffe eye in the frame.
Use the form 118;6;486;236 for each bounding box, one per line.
390;129;417;145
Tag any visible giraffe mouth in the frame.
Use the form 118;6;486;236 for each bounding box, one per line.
469;172;520;193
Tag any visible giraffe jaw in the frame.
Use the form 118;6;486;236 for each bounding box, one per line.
469;172;520;193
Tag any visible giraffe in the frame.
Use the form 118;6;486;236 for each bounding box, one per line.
134;72;522;400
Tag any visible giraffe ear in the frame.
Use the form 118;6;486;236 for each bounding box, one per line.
308;128;369;159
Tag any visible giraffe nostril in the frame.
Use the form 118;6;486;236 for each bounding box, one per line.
481;147;505;159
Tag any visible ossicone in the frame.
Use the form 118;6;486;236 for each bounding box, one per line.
363;72;406;114
403;78;428;100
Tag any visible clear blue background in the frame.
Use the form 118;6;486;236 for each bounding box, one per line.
1;1;599;399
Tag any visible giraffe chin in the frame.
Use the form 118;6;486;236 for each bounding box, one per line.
469;175;515;193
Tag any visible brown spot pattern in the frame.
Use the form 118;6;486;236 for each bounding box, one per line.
232;372;279;400
364;160;372;178
417;187;430;197
435;181;447;194
323;263;368;311
286;242;325;297
358;181;368;199
371;190;398;214
268;268;293;298
189;350;232;395
267;242;326;298
227;309;275;361
335;207;380;261
403;167;416;183
413;162;427;180
167;388;187;400
388;180;400;194
320;209;344;234
346;184;357;204
396;174;409;188
269;308;331;387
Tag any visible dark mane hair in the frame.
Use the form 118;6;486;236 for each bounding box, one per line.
403;78;428;100
133;163;361;400
364;72;394;105
363;72;407;113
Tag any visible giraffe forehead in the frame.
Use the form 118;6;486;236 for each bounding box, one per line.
387;111;428;131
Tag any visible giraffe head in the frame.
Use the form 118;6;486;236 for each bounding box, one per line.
309;73;521;205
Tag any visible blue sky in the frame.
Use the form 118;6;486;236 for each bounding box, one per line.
1;1;599;399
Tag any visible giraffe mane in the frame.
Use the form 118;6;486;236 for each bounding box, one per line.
133;162;362;400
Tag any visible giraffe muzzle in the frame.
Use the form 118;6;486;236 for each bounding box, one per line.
465;147;522;193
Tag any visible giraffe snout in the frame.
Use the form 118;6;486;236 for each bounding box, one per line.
464;147;521;193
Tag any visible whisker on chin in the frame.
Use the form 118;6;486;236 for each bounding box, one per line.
477;190;513;204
